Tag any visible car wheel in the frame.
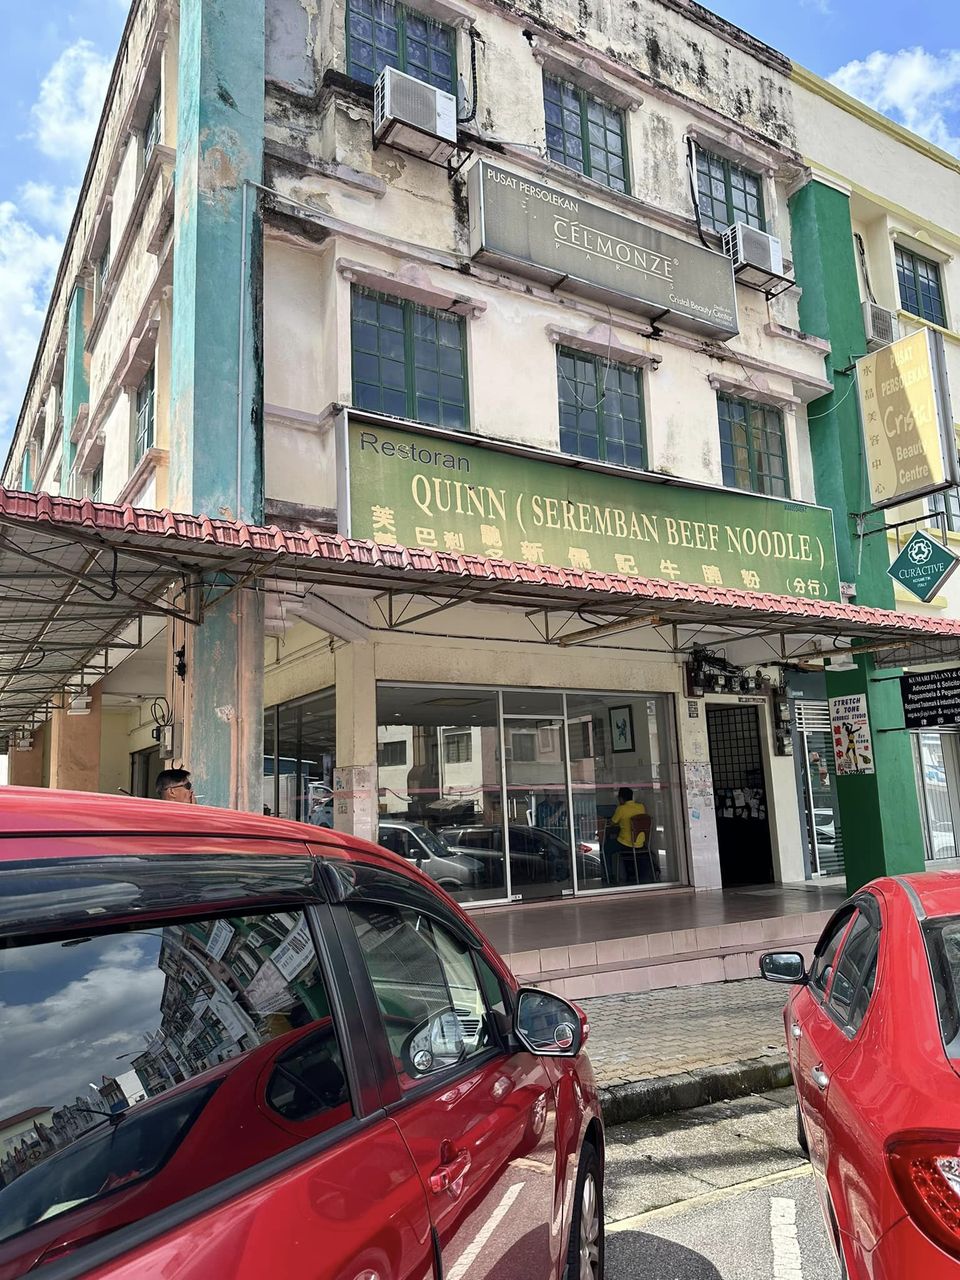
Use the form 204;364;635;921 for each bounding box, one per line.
566;1142;603;1280
796;1101;809;1158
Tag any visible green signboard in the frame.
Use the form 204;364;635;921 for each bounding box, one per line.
342;419;842;602
887;530;960;602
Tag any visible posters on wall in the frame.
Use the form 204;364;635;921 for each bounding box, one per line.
829;694;875;776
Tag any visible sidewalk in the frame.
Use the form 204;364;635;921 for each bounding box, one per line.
580;979;793;1125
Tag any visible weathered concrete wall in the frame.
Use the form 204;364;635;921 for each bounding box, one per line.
49;688;103;792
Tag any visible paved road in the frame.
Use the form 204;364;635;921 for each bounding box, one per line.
604;1089;840;1279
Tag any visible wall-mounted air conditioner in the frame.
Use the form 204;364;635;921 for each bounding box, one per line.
862;301;899;351
374;66;457;164
722;222;785;277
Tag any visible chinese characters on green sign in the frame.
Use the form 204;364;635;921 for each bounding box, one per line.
343;420;842;602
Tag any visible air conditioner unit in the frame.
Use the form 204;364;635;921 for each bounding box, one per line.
722;222;785;276
862;301;899;351
374;66;457;164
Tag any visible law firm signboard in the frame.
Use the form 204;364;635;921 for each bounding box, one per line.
467;161;739;340
340;417;842;602
856;328;957;509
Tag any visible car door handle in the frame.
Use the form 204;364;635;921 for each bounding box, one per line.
811;1064;829;1091
429;1147;471;1194
791;1023;802;1040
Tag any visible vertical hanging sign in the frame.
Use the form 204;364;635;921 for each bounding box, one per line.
829;694;875;776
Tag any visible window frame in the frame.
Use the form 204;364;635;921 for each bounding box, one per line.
695;147;766;235
895;244;947;328
350;286;469;431
717;393;790;498
142;87;162;171
556;346;647;469
543;74;630;194
91;461;103;504
134;365;156;465
825;909;880;1034
94;243;111;308
345;0;457;95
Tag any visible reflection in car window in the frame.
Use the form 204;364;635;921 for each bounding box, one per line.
349;905;496;1086
924;916;960;1059
0;910;349;1274
827;911;879;1030
809;908;856;999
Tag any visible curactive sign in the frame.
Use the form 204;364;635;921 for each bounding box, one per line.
467;160;739;340
341;417;843;601
901;666;960;731
856;328;957;509
887;529;960;603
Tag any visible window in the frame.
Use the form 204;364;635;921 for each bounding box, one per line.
717;394;789;497
510;730;537;763
809;907;856;999
896;245;946;327
543;76;628;193
264;689;336;822
378;739;408;767
827;909;880;1031
348;903;497;1086
443;730;472;764
557;348;646;468
346;0;455;93
94;243;111;307
351;288;467;429
134;365;155;464
0;911;350;1264
925;916;960;1057
695;149;764;234
143;88;161;169
90;462;103;503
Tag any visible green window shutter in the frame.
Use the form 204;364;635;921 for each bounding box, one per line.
717;394;788;497
543;75;628;194
696;148;764;234
895;245;946;327
346;0;455;94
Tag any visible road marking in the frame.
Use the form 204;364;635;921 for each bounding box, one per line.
606;1164;812;1233
446;1181;525;1280
770;1197;803;1278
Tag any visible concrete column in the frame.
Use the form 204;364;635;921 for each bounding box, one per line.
8;725;47;787
333;642;378;841
677;698;722;890
170;0;265;810
49;688;103;791
790;179;924;891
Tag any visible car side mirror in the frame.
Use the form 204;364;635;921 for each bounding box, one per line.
759;951;807;985
514;988;585;1057
401;1009;466;1077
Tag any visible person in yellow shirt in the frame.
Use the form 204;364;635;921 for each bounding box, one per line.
609;787;647;884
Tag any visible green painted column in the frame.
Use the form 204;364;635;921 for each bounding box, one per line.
789;179;923;891
61;285;89;491
171;0;264;811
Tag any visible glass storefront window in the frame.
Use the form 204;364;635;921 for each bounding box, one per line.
263;690;336;824
375;684;684;904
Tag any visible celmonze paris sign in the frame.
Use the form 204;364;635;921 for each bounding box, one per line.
467;161;739;339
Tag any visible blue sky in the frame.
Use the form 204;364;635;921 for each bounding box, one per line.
0;1;958;455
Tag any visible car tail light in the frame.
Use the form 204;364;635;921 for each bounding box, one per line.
888;1132;960;1260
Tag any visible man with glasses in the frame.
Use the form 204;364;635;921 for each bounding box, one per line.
156;768;196;804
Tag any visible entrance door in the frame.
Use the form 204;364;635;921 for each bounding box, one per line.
503;716;574;900
706;705;773;886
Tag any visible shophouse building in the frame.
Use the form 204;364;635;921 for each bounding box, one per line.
3;0;959;991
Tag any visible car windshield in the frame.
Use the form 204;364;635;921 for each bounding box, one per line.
410;825;454;859
924;916;960;1057
0;1083;214;1245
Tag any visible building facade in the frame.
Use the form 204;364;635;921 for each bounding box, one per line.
4;0;956;916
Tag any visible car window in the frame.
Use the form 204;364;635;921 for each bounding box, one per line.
924;916;960;1059
0;909;350;1271
827;910;880;1031
379;826;411;858
809;907;856;999
348;904;499;1087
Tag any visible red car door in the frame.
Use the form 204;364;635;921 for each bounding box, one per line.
342;898;563;1280
795;901;882;1256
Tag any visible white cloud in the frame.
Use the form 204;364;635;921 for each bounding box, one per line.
800;0;832;13
830;47;960;156
29;38;112;163
19;181;79;236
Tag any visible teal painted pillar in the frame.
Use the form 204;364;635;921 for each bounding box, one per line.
790;179;923;891
61;285;89;491
171;0;265;811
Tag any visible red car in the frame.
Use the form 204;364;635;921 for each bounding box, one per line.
761;871;960;1278
0;788;604;1280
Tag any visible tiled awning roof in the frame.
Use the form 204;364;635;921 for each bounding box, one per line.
0;487;957;736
